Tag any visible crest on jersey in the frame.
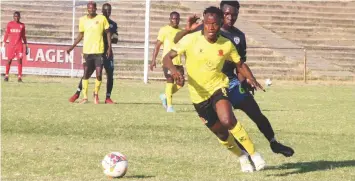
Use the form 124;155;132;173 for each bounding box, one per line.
218;50;224;56
234;37;240;45
20;25;23;29
109;24;113;28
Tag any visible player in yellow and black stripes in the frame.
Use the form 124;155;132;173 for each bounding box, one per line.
163;6;266;172
67;1;111;104
150;11;183;112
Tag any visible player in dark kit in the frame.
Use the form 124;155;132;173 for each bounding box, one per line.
69;3;118;104
2;11;28;82
220;0;294;157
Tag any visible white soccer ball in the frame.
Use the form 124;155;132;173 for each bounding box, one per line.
102;152;128;178
265;79;272;86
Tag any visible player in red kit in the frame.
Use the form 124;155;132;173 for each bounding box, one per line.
2;11;28;82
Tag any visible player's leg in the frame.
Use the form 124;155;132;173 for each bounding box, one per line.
161;67;175;112
239;95;294;157
69;78;83;103
16;46;24;82
17;58;23;82
93;54;104;104
211;121;254;173
213;88;266;171
227;83;254;152
4;46;15;81
80;55;95;103
69;63;84;102
69;63;94;103
103;56;115;104
193;100;253;173
4;59;12;81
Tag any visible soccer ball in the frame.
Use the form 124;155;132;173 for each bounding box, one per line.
265;79;272;86
102;152;128;178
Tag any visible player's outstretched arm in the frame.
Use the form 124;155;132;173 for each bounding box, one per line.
150;40;162;71
237;62;265;91
66;32;84;54
163;50;182;82
174;14;202;44
174;30;190;44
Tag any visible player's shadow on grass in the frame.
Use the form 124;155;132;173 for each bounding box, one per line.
124;175;155;179
119;102;192;106
261;109;300;112
266;160;355;176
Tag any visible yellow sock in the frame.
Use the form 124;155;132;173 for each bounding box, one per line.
172;84;182;94
230;121;255;155
218;132;243;157
94;79;102;94
82;79;89;99
165;83;174;107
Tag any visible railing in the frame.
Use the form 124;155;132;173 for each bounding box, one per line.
249;46;355;82
1;40;354;82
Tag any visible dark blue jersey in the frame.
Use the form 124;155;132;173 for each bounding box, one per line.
220;27;247;81
103;18;118;52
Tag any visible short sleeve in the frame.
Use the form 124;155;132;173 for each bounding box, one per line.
157;27;165;42
79;18;85;32
103;16;109;30
172;33;194;55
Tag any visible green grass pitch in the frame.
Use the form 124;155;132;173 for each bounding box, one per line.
1;77;355;181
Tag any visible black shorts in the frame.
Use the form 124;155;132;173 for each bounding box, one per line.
193;88;229;128
83;54;103;68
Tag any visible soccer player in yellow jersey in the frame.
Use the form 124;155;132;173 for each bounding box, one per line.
67;1;111;104
150;12;183;112
163;7;266;172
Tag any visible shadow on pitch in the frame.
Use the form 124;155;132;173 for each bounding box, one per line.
262;109;300;112
118;102;192;106
266;160;355;176
124;175;155;179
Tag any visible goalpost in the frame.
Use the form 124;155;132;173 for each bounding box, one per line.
143;0;151;84
71;0;76;78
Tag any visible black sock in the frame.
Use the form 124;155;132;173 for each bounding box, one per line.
239;96;275;141
106;71;114;99
76;78;83;95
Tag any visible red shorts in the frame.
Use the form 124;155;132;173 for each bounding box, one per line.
6;45;24;60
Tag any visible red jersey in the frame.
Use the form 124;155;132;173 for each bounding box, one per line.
3;21;27;46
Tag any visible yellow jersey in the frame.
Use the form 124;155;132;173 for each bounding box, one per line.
172;31;241;104
157;25;182;65
79;14;109;54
